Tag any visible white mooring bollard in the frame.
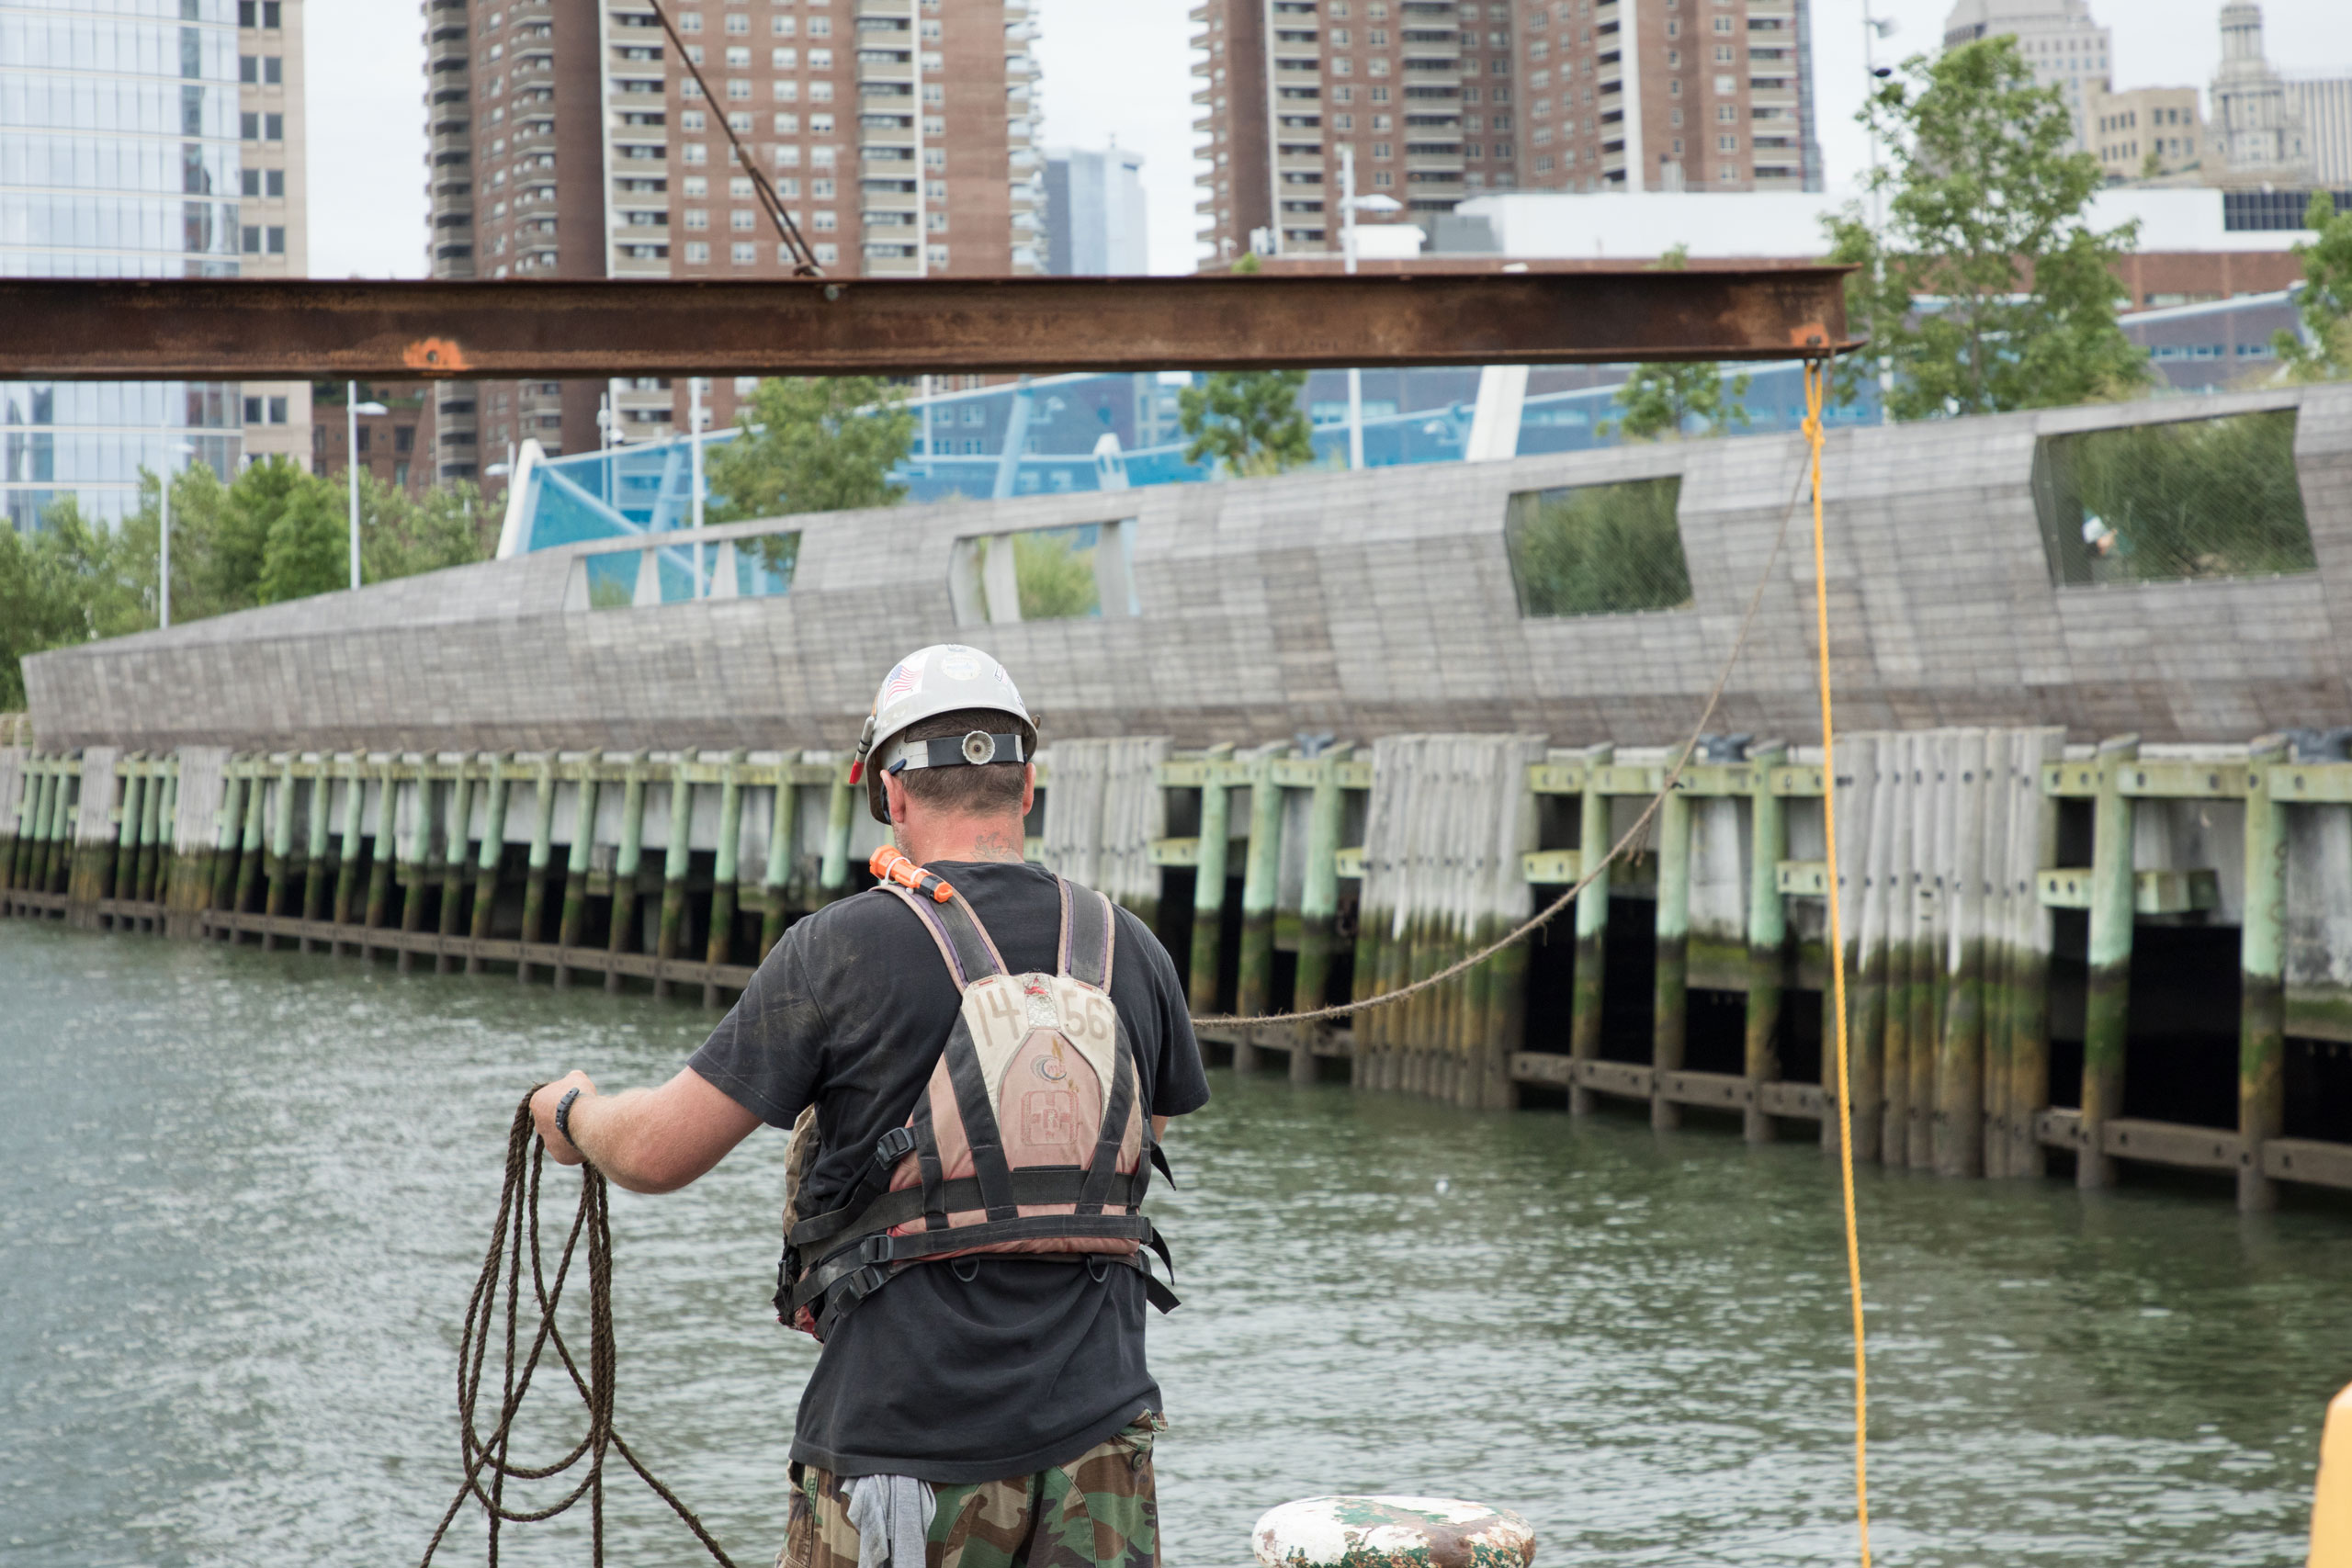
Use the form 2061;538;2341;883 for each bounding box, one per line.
1251;1495;1536;1568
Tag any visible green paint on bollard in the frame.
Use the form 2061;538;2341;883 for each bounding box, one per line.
759;773;797;960
300;768;333;950
555;773;600;989
2078;734;2139;1190
818;755;855;902
435;764;474;974
468;757;513;973
654;759;695;999
1292;749;1349;1085
364;762;398;952
1568;743;1613;1115
705;752;747;1007
2238;734;2290;1212
397;766;435;973
1189;745;1236;1018
332;758;365;942
606;755;650;993
1651;767;1691;1132
1234;747;1288;1072
1744;743;1790;1143
516;756;558;983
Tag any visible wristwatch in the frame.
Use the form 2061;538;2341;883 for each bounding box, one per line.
555;1086;583;1151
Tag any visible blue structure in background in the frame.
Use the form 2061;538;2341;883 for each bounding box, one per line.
503;363;1887;555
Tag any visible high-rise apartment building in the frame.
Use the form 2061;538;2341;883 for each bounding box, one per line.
3;0;248;531
1192;0;1819;266
1940;0;2109;152
235;0;311;470
424;0;1044;481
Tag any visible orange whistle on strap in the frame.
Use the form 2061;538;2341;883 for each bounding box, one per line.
870;845;956;904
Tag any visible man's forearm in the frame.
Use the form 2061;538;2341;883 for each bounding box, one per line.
562;1087;679;1193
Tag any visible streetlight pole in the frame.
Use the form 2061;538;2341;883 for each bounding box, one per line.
346;382;390;590
1863;8;1899;426
157;432;194;630
689;376;707;596
1342;142;1363;472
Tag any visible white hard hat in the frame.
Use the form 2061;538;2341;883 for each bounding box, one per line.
852;644;1036;823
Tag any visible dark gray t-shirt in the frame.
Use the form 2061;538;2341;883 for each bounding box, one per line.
687;860;1209;1483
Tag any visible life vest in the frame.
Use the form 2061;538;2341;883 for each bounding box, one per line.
775;871;1178;1341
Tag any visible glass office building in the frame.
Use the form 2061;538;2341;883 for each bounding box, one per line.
2;0;245;530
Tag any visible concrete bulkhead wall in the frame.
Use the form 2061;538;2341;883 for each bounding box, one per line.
20;384;2352;756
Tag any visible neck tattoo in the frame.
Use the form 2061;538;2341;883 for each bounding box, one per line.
967;829;1023;863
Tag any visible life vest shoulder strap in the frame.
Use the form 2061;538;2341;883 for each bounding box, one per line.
877;878;1007;988
1056;875;1116;991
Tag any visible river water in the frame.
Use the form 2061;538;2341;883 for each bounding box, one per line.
5;920;2349;1567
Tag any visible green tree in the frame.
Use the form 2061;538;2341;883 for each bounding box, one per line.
1178;370;1314;477
705;376;916;524
257;476;348;604
1824;37;2148;419
360;473;490;583
0;502;111;705
1010;529;1099;619
1604;244;1754;441
2276;190;2352;382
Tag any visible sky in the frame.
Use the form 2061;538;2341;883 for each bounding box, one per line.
308;0;2348;280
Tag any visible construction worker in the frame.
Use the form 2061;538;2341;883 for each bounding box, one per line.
528;643;1208;1568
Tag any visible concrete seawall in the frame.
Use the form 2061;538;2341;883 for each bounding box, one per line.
21;384;2352;754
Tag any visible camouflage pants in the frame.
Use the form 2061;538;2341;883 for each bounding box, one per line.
778;1414;1164;1568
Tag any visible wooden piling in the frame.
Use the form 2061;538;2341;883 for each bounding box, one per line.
654;758;694;999
758;773;796;960
1568;742;1612;1116
231;764;266;922
553;772;600;987
1937;729;1989;1178
435;762;474;974
467;756;513;973
260;759;295;947
34;763;67;896
111;761;144;917
396;766;433;972
1905;733;1939;1169
147;761;176;910
2007;728;2063;1179
6;760;40;890
2238;733;2290;1211
363;761;397;952
1823;735;1878;1156
1188;744;1236;1016
1652;759;1692;1132
818;755;855;901
516;756;559;982
1292;749;1348;1084
1234;747;1287;1071
705;750;747;1006
1477;739;1544;1111
332;758;365;942
136;759;168;908
299;766;332;950
606;754;650;992
2078;733;2140;1190
1745;742;1791;1142
1980;732;2019;1177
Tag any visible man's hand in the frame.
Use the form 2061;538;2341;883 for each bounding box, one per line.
531;1070;598;1165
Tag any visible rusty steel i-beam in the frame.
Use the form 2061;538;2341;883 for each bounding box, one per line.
0;271;1858;381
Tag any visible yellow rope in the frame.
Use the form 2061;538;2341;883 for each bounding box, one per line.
1804;360;1871;1567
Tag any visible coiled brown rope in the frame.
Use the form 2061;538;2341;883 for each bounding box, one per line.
418;1090;741;1568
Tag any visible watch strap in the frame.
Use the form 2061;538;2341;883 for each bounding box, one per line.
554;1086;583;1150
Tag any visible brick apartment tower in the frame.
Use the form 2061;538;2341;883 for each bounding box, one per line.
1193;0;1820;265
237;0;312;468
423;0;1043;490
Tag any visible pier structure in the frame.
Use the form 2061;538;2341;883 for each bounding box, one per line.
9;380;2352;1210
6;726;2352;1210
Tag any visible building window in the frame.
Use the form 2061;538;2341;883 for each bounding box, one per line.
241;225;260;253
773;46;797;67
1717;133;1737;150
266;225;285;254
813;243;838;265
730;209;755;231
268;396;288;423
812;209;836;231
685;241;711;262
684;141;708;164
266;112;283;140
395;425;415;454
725;11;749;33
241;112;258;140
728;76;752;97
772;14;795;35
679;9;703;29
731;242;756;264
728;111;752;133
242;396;261;422
682;110;707;130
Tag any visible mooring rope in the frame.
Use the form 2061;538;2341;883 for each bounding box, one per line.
1804;359;1872;1568
418;1091;740;1568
